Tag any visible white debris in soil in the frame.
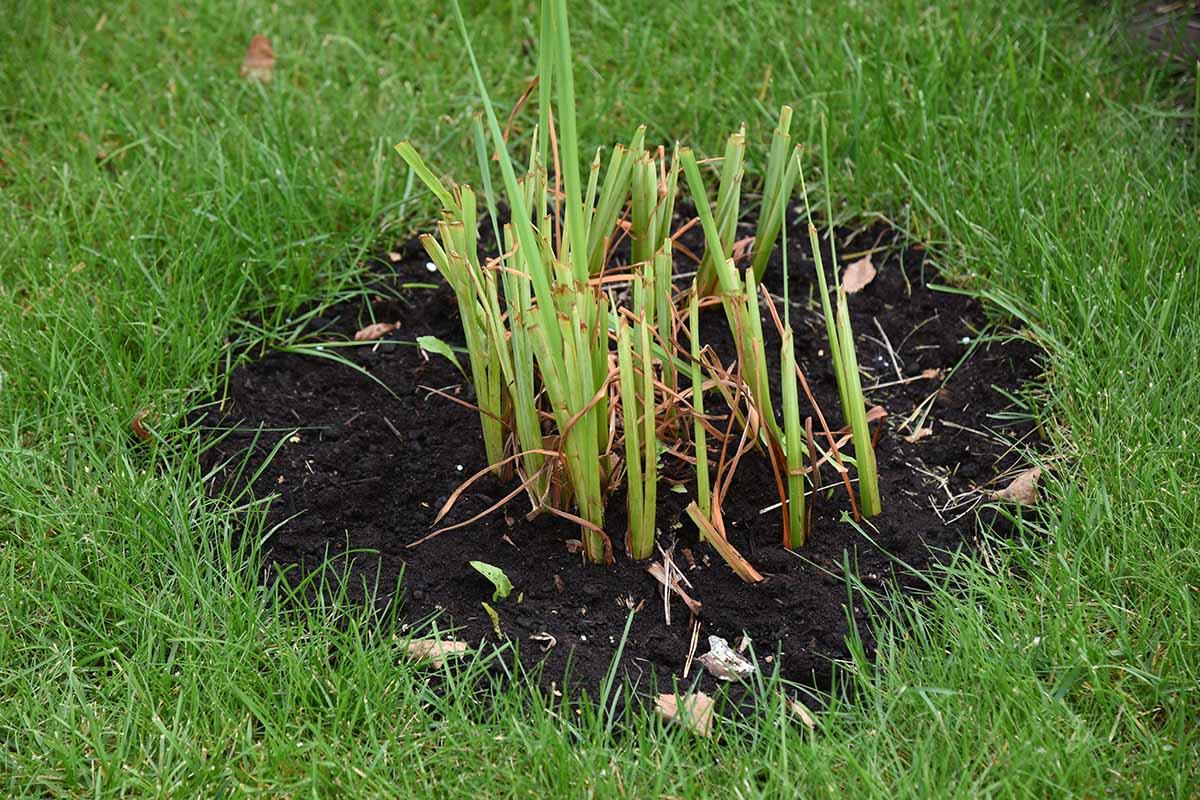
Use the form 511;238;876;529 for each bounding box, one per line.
696;635;755;681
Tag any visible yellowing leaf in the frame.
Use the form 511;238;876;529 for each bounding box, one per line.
481;602;503;638
842;254;877;294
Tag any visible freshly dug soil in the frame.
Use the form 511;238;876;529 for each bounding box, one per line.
198;213;1043;700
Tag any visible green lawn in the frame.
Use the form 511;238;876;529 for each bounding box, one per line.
2;0;1198;796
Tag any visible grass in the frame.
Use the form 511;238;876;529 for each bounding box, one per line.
1;0;1197;795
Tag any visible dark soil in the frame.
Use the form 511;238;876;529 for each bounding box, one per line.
198;212;1044;701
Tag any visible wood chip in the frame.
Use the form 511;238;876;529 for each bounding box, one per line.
240;35;276;82
402;638;467;668
655;692;714;737
841;253;877;294
991;466;1041;505
354;321;399;341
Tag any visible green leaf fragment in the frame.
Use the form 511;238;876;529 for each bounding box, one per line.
417;335;466;376
470;560;513;601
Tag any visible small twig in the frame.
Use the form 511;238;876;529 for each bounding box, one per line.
683;617;701;679
873;317;904;381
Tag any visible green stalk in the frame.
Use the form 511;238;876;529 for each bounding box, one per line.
550;0;588;281
780;328;806;547
651;145;681;253
681;148;770;438
653;242;676;406
750;108;801;282
694;130;746;296
617;319;644;557
631;152;656;269
637;302;657;559
798;156;850;417
742;268;781;442
689;289;710;517
836;289;881;517
420;229;505;470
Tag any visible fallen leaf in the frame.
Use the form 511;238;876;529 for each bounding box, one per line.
841;254;877;294
903;426;933;443
656;692;715;737
131;410;153;441
785;696;816;730
354;321;399;341
991;466;1041;505
470;560;513;601
696;635;755;681
402;638;467;668
240;35;275;82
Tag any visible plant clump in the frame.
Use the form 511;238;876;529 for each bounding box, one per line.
395;0;883;575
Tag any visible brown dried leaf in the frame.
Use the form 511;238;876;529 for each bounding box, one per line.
731;235;755;263
240;35;275;82
991;466;1041;505
903;426;933;444
785;696;816;730
655;692;715;737
354;321;399;341
841;254;877;294
402;638;467;668
646;562;702;617
685;502;763;583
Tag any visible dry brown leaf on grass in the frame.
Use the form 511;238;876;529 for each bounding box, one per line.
131;410;153;441
354;321;399;341
841;254;877;294
656;692;715;737
402;638;468;668
991;466;1041;505
240;35;275;82
785;696;816;730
